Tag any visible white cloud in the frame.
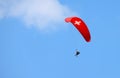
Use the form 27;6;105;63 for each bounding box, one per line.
0;0;75;30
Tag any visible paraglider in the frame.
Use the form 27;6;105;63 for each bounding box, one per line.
65;16;91;42
65;16;91;56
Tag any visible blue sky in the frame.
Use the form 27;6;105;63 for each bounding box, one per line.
0;0;120;78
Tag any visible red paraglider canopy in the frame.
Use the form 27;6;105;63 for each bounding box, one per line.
65;16;91;42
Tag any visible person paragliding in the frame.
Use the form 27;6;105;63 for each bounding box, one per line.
75;49;80;56
65;16;91;56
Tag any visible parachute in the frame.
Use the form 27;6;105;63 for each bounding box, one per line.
65;16;91;42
